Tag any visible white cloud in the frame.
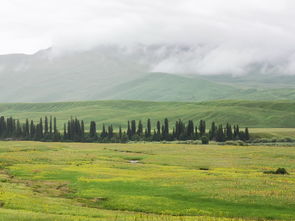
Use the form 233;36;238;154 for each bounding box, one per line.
0;0;295;75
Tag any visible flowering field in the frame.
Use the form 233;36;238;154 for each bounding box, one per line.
0;141;294;221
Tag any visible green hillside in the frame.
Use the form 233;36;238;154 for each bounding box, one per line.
99;73;239;101
98;73;295;101
0;100;295;129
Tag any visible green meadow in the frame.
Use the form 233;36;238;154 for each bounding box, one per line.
0;141;294;221
0;100;295;129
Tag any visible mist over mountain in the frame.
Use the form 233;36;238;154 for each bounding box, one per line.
0;44;295;102
1;0;295;103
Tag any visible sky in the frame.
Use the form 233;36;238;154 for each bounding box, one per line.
1;0;295;75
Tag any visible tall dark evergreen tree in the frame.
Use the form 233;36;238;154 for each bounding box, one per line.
25;119;30;138
44;116;49;135
187;120;194;139
49;116;53;135
53;117;57;135
81;120;85;138
127;121;131;139
199;120;206;136
131;120;136;138
16;120;22;137
30;120;35;139
89;121;97;139
216;125;225;142
147;118;151;137
225;123;233;140
163;118;169;140
137;120;143;137
156;120;161;135
39;118;43;138
119;126;122;139
101;124;107;138
108;125;113;139
245;127;250;140
209;122;217;140
63;123;67;139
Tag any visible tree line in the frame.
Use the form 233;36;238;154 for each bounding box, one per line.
0;116;250;143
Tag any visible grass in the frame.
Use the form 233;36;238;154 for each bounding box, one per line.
0;100;295;130
0;141;294;220
251;128;295;139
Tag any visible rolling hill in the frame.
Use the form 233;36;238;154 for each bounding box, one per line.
0;100;295;129
98;73;295;101
1;45;295;102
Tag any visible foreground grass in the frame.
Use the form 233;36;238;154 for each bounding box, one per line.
0;141;294;220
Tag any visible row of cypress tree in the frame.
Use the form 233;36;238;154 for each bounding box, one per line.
0;116;250;143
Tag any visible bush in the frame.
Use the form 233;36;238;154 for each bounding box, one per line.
201;136;209;144
275;168;289;174
224;140;247;146
264;168;289;175
199;167;209;171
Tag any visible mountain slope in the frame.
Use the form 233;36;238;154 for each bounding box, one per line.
99;73;239;101
0;46;148;102
1;45;295;102
100;73;295;101
0;100;295;128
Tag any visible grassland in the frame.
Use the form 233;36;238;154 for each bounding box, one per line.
0;100;295;130
0;141;294;220
251;128;295;139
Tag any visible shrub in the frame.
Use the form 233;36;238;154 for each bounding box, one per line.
199;167;209;171
275;168;289;175
201;136;209;144
263;168;289;175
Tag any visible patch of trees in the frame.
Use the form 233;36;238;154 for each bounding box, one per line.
0;116;250;143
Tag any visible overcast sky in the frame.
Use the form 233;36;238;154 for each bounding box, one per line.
1;0;295;75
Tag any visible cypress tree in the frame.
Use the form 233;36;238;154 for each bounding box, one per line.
209;122;216;140
163;118;169;140
199;120;206;136
147;118;151;137
39;118;43;138
81;120;85;138
101;124;107;138
0;116;6;137
25;119;30;138
30;120;35;139
16;120;22;137
44;116;48;135
53;117;57;135
119;126;122;139
89;121;97;139
108;125;113;139
216;125;225;142
63;123;67;139
127;121;131;139
225;123;233;140
245;127;250;140
137;120;143;137
156;121;161;136
187;120;194;139
131;120;136;138
49;116;52;135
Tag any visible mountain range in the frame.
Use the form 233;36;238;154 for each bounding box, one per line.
1;45;295;102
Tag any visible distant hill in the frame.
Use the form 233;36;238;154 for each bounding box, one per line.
98;73;295;101
0;100;295;128
0;45;295;102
